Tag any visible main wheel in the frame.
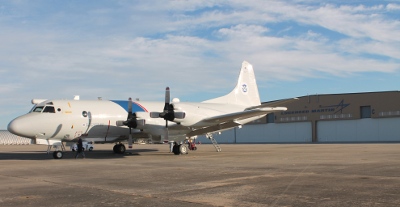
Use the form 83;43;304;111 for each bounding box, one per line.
114;144;126;154
179;144;188;154
119;144;126;154
53;151;63;159
172;145;180;155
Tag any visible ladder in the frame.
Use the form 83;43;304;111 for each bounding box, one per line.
207;133;221;152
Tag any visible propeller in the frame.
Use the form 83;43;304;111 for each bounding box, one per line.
123;98;138;129
115;98;147;149
160;87;173;128
150;87;185;141
123;98;137;149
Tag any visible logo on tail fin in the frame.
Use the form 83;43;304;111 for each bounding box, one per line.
241;83;248;93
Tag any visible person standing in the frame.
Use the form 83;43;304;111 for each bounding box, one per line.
75;137;85;159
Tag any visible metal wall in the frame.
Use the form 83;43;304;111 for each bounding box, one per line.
0;130;32;145
317;117;400;142
196;122;312;143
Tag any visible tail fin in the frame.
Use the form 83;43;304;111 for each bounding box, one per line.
203;61;261;106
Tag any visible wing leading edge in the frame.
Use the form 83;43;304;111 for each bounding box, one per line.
186;106;287;137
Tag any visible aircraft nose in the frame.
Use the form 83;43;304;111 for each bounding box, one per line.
7;116;34;138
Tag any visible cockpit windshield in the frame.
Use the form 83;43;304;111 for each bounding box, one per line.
32;106;44;112
43;106;55;113
31;106;55;113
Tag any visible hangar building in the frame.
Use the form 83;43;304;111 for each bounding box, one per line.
198;91;400;143
0;130;32;145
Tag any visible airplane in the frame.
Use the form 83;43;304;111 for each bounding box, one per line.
7;61;292;159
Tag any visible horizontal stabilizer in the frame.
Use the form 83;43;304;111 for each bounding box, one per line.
246;98;299;110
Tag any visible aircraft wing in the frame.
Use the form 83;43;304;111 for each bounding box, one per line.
202;107;287;124
186;107;287;137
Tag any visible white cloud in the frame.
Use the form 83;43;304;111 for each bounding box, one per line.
0;0;400;129
387;3;400;10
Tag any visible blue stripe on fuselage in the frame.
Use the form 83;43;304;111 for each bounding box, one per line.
111;100;147;112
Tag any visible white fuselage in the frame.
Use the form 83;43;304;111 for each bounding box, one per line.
8;99;255;143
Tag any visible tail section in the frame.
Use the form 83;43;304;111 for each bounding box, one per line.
203;61;261;107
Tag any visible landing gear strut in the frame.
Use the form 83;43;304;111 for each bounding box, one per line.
113;143;126;154
47;142;66;159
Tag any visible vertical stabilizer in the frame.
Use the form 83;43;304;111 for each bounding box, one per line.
203;61;261;107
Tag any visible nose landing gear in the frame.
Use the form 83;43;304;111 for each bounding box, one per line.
46;142;66;159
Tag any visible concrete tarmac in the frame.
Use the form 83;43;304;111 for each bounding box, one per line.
0;143;400;207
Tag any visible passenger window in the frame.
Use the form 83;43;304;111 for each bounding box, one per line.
43;106;55;113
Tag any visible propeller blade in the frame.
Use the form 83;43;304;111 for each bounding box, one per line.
128;134;133;149
165;87;170;104
164;127;169;141
164;87;170;113
128;97;132;114
150;112;160;118
174;112;185;119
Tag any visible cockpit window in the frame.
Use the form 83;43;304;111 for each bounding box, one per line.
32;106;44;112
31;106;55;113
43;106;55;113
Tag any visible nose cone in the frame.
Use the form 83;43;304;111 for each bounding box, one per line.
8;116;34;138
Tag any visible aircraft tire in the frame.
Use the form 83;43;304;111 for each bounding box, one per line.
172;145;180;155
53;151;63;159
119;144;126;154
114;144;126;154
179;144;188;154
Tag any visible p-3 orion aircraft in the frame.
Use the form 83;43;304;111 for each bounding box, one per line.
8;61;292;159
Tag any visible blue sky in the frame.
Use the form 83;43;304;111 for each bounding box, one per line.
1;0;399;129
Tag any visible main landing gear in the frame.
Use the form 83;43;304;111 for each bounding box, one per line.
113;143;126;154
172;143;188;155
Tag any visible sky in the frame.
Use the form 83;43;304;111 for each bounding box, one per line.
1;0;399;129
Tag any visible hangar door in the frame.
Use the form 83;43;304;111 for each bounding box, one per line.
236;122;312;143
196;122;312;143
317;117;400;142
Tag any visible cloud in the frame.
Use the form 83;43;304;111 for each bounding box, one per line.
0;0;400;129
387;3;400;10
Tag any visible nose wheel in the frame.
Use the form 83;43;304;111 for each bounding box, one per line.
53;151;63;159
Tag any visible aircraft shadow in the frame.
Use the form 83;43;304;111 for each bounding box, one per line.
0;149;159;160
